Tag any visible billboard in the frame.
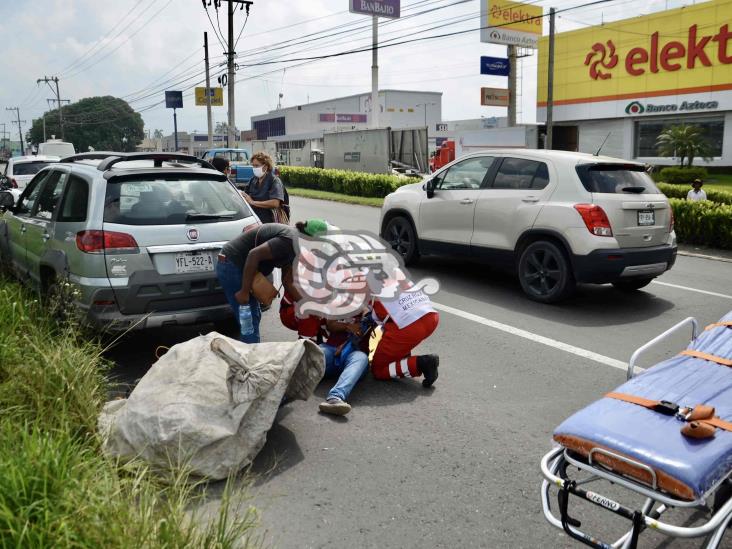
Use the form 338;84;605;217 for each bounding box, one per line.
537;0;732;114
481;87;509;106
165;91;183;109
319;113;368;123
350;0;400;19
481;0;543;48
194;87;224;106
480;56;510;76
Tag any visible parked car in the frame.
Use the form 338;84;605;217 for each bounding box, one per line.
201;148;253;184
3;155;60;190
0;152;259;331
380;149;677;303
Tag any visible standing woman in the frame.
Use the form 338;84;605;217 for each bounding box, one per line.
241;152;286;224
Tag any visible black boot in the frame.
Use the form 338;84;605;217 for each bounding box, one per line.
417;354;439;388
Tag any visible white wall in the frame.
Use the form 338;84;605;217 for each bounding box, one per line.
576;119;629;159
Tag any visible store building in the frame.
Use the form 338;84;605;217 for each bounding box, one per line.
250;89;442;148
537;0;732;167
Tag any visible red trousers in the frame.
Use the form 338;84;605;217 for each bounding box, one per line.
371;312;439;380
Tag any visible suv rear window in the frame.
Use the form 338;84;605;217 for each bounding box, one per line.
576;163;660;194
103;177;252;225
12;162;53;176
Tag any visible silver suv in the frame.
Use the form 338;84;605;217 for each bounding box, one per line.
380;149;677;303
0;152;259;331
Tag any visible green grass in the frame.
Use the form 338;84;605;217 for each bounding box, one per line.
288;186;384;207
704;173;732;193
0;279;260;548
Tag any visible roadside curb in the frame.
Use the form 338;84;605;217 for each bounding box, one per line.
677;249;732;263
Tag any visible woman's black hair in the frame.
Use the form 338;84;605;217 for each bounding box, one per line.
210;156;230;173
295;221;307;234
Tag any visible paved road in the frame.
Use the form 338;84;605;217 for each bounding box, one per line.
108;196;732;548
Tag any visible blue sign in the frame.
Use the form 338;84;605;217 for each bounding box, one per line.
480;56;510;76
165;90;183;109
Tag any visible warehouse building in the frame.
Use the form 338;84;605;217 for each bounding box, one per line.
536;0;732;167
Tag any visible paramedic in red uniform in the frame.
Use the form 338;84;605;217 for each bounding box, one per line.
370;286;440;387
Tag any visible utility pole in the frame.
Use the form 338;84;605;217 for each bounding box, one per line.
46;98;70;140
227;1;235;148
6;107;25;154
507;45;517;127
37;76;65;140
204;31;214;149
545;7;556;150
371;15;379;129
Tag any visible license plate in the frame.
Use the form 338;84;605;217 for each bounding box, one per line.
637;210;655;226
174;251;214;273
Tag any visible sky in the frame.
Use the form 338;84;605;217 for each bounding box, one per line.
0;0;692;138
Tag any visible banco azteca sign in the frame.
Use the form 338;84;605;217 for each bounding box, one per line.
585;24;732;81
625;99;720;115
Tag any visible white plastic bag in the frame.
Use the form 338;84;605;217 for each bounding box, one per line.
99;333;324;479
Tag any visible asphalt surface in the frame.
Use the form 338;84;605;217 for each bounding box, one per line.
108;196;732;548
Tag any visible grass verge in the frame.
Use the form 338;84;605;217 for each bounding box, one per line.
288;186;384;207
0;279;259;547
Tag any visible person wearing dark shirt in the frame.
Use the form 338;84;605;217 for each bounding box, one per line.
241;152;285;224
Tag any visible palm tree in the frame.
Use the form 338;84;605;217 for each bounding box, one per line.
656;125;713;167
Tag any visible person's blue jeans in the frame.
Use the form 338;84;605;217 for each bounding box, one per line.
216;259;262;344
320;344;369;401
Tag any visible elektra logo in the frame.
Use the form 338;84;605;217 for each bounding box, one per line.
585;40;619;80
625;101;645;114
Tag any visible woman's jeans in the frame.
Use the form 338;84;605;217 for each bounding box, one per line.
216;259;262;344
320;344;369;401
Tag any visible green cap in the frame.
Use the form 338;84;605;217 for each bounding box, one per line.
303;218;329;237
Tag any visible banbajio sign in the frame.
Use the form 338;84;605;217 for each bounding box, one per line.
537;0;732;113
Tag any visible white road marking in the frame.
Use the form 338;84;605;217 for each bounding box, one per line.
432;302;630;372
651;281;732;300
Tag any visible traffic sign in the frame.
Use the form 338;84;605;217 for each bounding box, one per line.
195;87;224;106
165;91;183;109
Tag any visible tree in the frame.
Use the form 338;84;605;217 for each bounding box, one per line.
214;121;239;135
27;96;145;153
153;129;164;139
655;125;714;168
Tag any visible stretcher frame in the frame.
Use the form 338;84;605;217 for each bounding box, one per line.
540;317;732;549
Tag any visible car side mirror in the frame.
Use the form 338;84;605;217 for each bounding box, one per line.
425;179;436;199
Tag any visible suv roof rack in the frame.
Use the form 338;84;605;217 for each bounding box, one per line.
96;152;215;172
60;152;120;163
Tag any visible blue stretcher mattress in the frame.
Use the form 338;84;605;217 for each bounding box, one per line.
554;312;732;501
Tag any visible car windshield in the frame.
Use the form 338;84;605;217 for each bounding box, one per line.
576;163;661;194
12;161;54;176
103;177;252;225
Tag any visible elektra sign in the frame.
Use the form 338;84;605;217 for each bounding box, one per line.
350;0;400;19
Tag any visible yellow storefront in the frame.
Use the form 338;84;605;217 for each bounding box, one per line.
536;0;732;166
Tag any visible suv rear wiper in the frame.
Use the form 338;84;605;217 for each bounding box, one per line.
621;186;646;193
185;213;235;220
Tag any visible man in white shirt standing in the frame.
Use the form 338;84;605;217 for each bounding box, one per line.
687;179;707;201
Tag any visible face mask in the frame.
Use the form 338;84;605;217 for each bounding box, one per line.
253;166;265;178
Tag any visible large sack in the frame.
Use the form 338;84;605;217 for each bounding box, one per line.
99;333;324;479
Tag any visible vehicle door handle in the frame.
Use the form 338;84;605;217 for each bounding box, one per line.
460;198;474;205
522;196;539;203
20;225;27;233
42;233;51;241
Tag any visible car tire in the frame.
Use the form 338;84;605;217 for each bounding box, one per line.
384;216;419;265
612;278;654;291
518;241;575;303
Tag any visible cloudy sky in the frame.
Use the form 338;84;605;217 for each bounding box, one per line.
0;0;689;137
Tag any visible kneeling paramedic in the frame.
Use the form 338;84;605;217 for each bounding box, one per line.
371;287;440;387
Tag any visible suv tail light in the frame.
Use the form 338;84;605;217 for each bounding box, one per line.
230;167;237;178
10;178;18;189
669;207;675;233
574;204;613;237
76;230;139;254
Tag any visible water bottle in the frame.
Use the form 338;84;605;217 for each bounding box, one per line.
239;304;254;337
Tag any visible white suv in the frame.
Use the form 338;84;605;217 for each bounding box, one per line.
380;149;677;303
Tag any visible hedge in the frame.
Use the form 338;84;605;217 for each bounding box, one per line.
657;182;732;205
279;166;412;198
658;166;708;184
669;198;732;250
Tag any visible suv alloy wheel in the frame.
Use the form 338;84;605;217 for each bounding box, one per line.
518;241;575;303
384;216;419;265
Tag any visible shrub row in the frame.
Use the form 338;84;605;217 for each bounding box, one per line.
669;198;732;250
658;166;708;184
279;166;412;198
657;182;732;205
0;280;258;547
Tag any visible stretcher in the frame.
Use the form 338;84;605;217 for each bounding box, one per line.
540;313;732;548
